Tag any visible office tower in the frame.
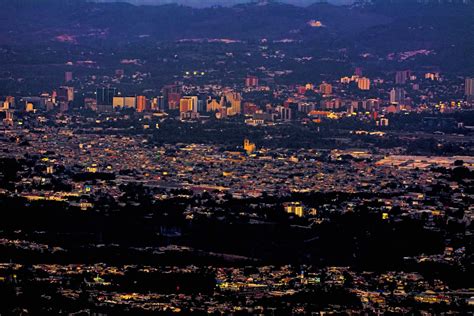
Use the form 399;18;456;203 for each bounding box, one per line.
96;87;117;111
390;88;406;104
354;67;363;77
58;86;74;102
206;98;222;112
179;96;197;113
465;78;474;100
59;101;69;112
319;82;333;95
277;106;292;121
395;70;410;85
136;95;146;113
123;97;136;108
157;96;166;111
65;71;73;83
113;97;125;109
357;77;371;90
84;98;97;111
3;111;13;126
5;96;15;108
152;96;165;111
223;92;242;116
366;99;380;112
197;99;206;112
167;93;181;110
113;96;136;109
162;84;181;110
245;75;259;87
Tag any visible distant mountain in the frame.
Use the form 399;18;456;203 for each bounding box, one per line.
0;0;472;74
0;0;387;43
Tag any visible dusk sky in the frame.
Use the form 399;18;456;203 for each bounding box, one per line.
93;0;356;7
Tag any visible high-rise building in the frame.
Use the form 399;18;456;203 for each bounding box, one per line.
65;71;73;83
152;96;165;111
319;82;333;95
354;67;363;77
465;78;474;100
5;96;15;109
113;97;125;108
96;87;117;111
59;101;69;112
113;96;136;109
277;106;292;121
162;84;181;110
197;98;206;113
3;111;13;126
167;93;181;110
390;88;406;105
58;86;74;102
136;95;146;113
206;98;221;112
179;96;198;113
223;92;242;116
395;70;410;85
357;77;371;90
245;75;259;87
84;98;97;111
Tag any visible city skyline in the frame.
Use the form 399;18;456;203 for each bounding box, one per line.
0;0;473;314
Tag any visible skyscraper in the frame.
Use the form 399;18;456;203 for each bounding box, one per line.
168;93;181;110
223;92;242;116
357;77;371;90
58;86;74;102
390;88;406;105
319;83;333;95
465;77;474;101
179;96;198;113
395;70;410;85
277;106;292;121
3;111;13;126
162;84;181;110
65;71;73;83
96;87;118;111
245;75;259;88
152;96;165;111
136;95;146;112
206;98;222;112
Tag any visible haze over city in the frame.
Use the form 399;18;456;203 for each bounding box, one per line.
0;0;473;314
